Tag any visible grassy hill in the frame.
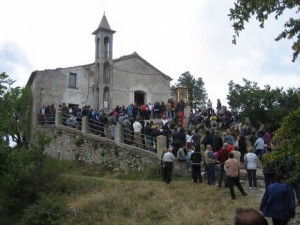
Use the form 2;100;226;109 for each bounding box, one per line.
1;157;276;225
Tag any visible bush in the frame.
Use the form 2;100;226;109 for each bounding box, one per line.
144;164;162;180
21;195;64;225
114;164;163;181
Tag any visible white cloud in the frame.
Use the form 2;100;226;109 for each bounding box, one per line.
0;0;299;107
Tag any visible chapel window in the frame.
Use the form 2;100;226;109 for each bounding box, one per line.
103;62;110;83
104;37;110;59
69;73;77;88
96;38;100;60
103;86;110;109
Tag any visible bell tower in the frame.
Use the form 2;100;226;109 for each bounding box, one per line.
92;13;116;110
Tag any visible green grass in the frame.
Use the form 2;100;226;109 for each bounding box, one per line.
1;157;292;225
59;177;266;225
37;158;268;225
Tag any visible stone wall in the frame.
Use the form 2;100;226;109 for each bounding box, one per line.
34;126;160;172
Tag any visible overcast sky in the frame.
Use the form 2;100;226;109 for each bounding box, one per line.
1;0;299;107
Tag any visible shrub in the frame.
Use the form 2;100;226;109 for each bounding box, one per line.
21;195;64;225
144;164;162;180
74;136;84;147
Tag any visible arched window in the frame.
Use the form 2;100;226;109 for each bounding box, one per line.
104;37;110;59
103;86;110;109
103;62;110;83
96;63;100;83
96;38;100;60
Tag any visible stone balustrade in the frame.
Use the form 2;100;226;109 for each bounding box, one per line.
53;110;166;160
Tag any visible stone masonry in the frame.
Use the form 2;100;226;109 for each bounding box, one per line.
35;126;159;172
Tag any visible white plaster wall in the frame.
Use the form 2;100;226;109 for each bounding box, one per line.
31;64;95;123
112;57;171;107
30;55;171;126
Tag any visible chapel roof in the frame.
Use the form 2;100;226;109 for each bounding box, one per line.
98;14;111;30
27;63;94;86
113;52;173;81
92;14;116;35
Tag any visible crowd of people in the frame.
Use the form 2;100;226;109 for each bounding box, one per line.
38;104;56;124
38;100;298;225
161;123;297;224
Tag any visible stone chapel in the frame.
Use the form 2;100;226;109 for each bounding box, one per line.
27;14;172;126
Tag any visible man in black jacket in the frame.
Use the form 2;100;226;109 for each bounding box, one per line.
98;112;108;137
192;129;201;152
212;131;223;152
190;149;202;183
171;127;181;157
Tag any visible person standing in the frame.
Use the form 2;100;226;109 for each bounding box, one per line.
261;146;277;189
166;100;172;119
254;133;264;156
260;173;295;225
147;103;152;119
263;130;271;145
232;146;241;167
171;127;181;157
249;131;257;149
223;131;233;145
192;129;201;152
238;134;247;168
244;147;258;189
107;112;117;140
144;122;153;151
178;110;184;126
177;145;189;170
218;143;230;188
204;145;216;185
224;152;247;200
207;99;212;115
133;120;143;148
212;131;223;152
202;130;212;150
162;148;176;184
216;99;222;112
127;104;133;118
257;121;266;135
121;116;132;144
278;156;300;206
190;148;202;183
186;130;193;149
161;148;168;182
132;103;138;121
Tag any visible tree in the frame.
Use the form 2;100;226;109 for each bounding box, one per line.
272;105;300;182
227;78;299;131
173;71;207;103
229;0;300;62
0;72;31;147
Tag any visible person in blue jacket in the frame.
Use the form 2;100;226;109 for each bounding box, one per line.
260;173;295;225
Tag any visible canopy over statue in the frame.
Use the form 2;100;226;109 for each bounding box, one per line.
174;85;189;103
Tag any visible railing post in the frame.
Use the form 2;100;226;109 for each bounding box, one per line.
81;116;89;134
157;135;166;160
115;124;122;146
55;110;62;126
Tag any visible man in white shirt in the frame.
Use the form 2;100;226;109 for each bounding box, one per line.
207;99;212;114
163;148;176;184
133;120;143;148
148;103;152;119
